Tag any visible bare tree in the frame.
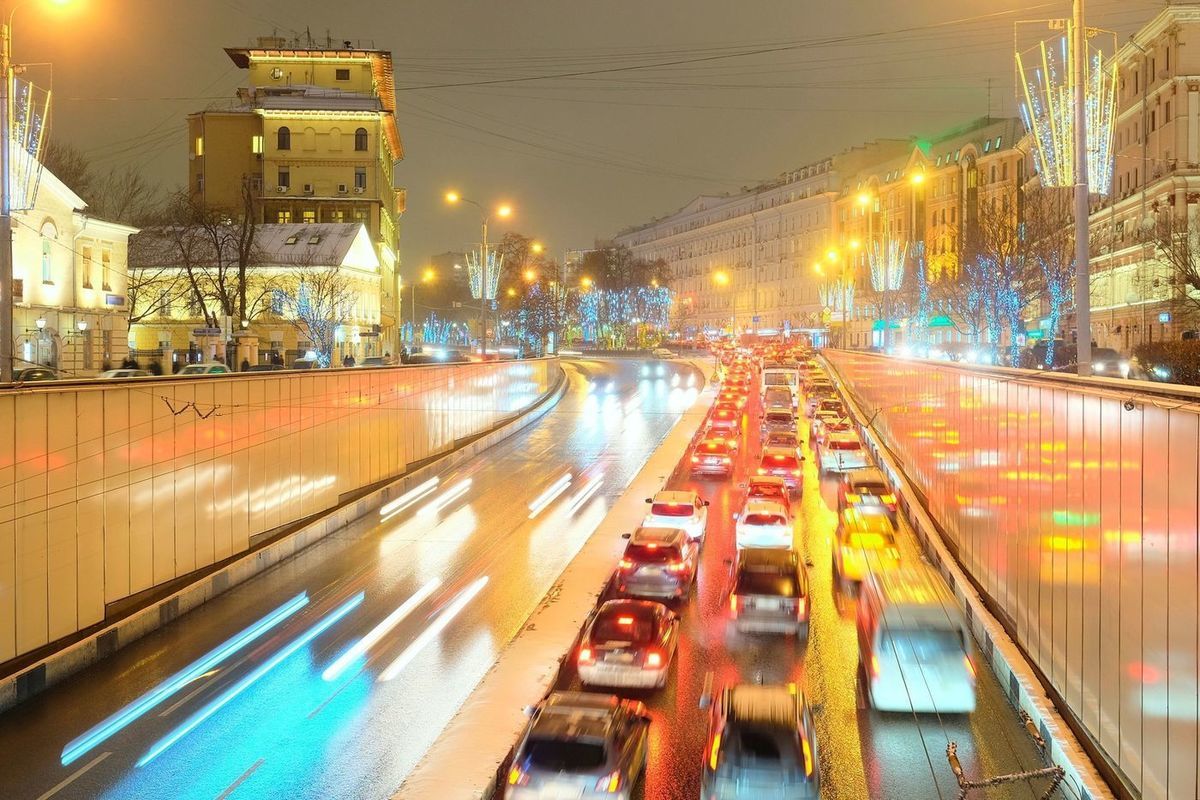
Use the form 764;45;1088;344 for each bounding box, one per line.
1140;195;1200;324
39;138;162;226
275;267;356;367
1024;186;1076;365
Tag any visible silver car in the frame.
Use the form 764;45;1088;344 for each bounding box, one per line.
505;692;649;800
577;599;680;689
617;526;699;600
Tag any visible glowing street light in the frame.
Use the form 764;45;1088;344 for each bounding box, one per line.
497;204;513;218
531;242;544;255
856;191;872;207
523;269;537;282
712;270;730;287
909;170;925;186
580;276;594;289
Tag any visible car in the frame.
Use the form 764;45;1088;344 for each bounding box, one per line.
728;547;810;638
617;526;699;600
700;683;820;800
11;367;57;382
1090;347;1131;377
764;430;801;460
713;400;742;418
356;356;388;368
746;475;791;514
832;506;900;596
734;498;792;549
839;467;898;523
652;347;674;359
577;599;680;689
245;363;286;372
707;406;741;437
858;566;977;714
816;431;869;475
643;489;709;541
291;358;319;370
755;447;803;493
504;691;649;799
97;369;151;379
810;409;842;444
691;438;736;477
816;397;844;417
761;405;796;436
178;363;231;376
717;389;749;409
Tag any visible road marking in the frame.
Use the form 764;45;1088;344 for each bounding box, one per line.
215;758;265;800
158;677;212;717
36;751;111;800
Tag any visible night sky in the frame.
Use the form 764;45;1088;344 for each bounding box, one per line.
24;0;1155;273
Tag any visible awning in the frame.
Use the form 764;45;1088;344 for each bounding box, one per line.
929;315;954;328
871;320;903;331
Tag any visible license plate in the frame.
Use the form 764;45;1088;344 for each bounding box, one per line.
639;567;662;577
751;598;781;611
604;652;635;664
545;780;584;798
705;457;721;465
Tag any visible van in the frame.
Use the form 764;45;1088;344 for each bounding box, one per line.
857;565;977;714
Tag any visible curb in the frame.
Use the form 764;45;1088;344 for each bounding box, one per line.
0;364;569;715
821;354;1113;800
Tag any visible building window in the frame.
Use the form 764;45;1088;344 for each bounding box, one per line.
302;209;316;223
82;330;93;371
252;134;264;154
41;238;51;283
354;209;368;224
101;248;112;291
1150;110;1156;133
354;127;368;151
1001;162;1008;181
277;126;291;150
1165;102;1172;122
354;167;366;190
81;244;94;289
278;169;290;189
335;68;350;81
277;209;293;223
194;136;204;156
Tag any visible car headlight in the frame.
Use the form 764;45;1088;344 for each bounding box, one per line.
1094;362;1106;373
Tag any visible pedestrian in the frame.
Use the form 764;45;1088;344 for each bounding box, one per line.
241;358;251;372
343;354;355;368
148;360;163;376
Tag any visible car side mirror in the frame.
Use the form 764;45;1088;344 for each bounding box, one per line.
703;500;710;507
645;498;653;504
731;513;739;521
621;532;632;539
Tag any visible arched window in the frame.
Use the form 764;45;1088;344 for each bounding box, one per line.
40;220;57;283
354;127;368;152
277;126;291;151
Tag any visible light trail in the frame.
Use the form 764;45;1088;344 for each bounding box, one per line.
566;473;605;515
378;577;490;681
380;477;440;519
417;479;473;518
136;592;365;767
322;579;443;681
527;473;572;519
60;592;310;766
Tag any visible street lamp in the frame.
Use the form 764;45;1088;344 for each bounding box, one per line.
404;267;436;343
1;0;77;382
581;276;594;290
444;190;513;356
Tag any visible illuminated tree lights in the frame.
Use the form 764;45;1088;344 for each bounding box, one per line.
1016;25;1116;194
466;248;503;301
869;239;906;292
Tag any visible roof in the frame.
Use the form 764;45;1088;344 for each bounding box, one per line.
224;45;403;159
131;223;378;271
630;526;686;546
865;565;964;630
847;467;888;486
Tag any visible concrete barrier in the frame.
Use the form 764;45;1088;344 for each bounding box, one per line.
0;362;565;712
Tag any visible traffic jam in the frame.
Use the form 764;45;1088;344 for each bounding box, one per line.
500;342;983;800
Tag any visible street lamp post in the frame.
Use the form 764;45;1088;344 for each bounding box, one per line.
445;191;511;357
1072;0;1092;376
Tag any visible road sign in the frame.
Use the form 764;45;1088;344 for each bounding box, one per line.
752;315;761;323
1159;311;1172;323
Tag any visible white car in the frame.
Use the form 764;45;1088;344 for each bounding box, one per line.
818;431;869;475
652;348;674;359
643;490;709;541
178;363;231;376
810;409;842;444
735;499;793;549
97;369;151;379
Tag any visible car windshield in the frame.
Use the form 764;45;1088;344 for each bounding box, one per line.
764;454;799;469
735;570;799;597
651;502;694;517
767;434;797;447
626;543;682;563
819;400;842;412
765;412;792;423
727;725;801;767
593;610;656;643
764;373;790;385
749;487;786;501
525;737;607;771
743;513;787;527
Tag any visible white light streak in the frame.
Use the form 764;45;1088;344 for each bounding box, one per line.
322;579;442;681
380;477;439;519
378;577;490;681
528;473;572;519
418;479;473;518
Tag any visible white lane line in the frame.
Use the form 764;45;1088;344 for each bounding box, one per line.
215;757;265;800
35;751;111;800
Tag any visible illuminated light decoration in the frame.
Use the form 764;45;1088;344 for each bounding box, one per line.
1016;23;1117;194
322;580;442;682
9;77;51;212
60;592;310;766
137;592;365;766
466;247;503;301
869;239;906;292
379;576;490;680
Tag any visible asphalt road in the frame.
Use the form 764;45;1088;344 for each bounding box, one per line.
0;358;702;800
555;370;1063;800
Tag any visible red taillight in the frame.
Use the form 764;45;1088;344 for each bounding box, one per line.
870;654;881;677
667;560;687;573
729;594;741;618
618;558;634;571
508;766;529;786
578;646;595;665
708;732;722;771
801;733;813;777
644;651;663;669
595;770;622;793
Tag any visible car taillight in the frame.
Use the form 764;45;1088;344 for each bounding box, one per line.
845;493;861;504
578;646;595;665
721;457;732;464
792;469;801;476
508;765;529;786
667;560;687;573
796;596;807;619
708;732;722;771
963;655;976;680
730;594;741;618
644;651;663;669
619;558;634;571
881;493;896;505
595;770;622;793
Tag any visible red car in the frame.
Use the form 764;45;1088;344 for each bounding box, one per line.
691;438;736;478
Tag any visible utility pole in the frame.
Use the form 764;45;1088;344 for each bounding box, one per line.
479;216;489;356
1;20;14;382
1073;0;1093;376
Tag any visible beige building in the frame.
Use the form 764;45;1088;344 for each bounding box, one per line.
187;38;405;349
13;165;136;376
128;222;382;368
1087;2;1200;348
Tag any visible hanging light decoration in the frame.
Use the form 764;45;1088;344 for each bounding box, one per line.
869;238;907;292
10;77;51;211
466;246;503;301
1016;21;1117;195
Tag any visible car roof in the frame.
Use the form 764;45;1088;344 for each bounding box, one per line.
847;467;888;485
737;548;797;569
761;446;798;459
726;685;799;729
828;430;860;442
864;565;966;630
631;526;686;545
534;692;618;741
652;490;698;504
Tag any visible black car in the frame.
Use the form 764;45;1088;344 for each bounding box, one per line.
12;367;57;382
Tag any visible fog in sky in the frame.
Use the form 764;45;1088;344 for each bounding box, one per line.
24;0;1154;273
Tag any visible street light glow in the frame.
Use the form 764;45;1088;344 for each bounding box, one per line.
422;267;436;283
581;276;594;289
826;249;839;262
531;242;544;254
444;190;460;204
523;269;536;282
712;270;730;287
849;239;862;251
856;191;871;206
910;171;925;186
497;204;513;218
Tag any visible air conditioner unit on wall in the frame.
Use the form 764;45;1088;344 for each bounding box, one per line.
276;185;288;193
303;184;314;194
353;186;364;194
